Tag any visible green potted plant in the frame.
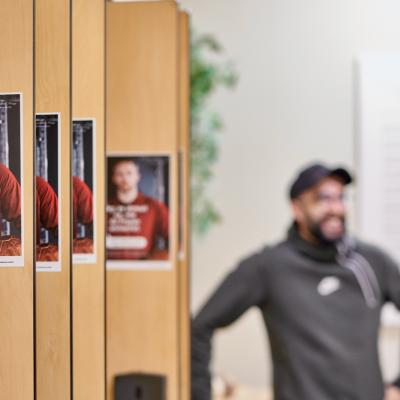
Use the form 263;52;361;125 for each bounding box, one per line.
190;33;238;236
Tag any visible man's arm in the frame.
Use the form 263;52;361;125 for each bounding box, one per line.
0;163;21;223
191;251;268;400
155;200;169;240
380;250;400;399
36;176;58;230
73;176;93;224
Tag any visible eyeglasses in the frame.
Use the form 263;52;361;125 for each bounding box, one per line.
314;192;347;206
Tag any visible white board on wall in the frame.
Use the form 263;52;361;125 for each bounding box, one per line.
357;54;400;326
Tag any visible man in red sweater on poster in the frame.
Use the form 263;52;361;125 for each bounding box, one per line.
72;175;94;254
0;163;21;225
107;159;169;261
0;163;21;256
36;176;58;261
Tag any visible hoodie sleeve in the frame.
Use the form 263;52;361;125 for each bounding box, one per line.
380;250;400;308
378;250;400;389
191;251;267;400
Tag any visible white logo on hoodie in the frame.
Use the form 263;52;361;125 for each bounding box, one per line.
317;276;341;296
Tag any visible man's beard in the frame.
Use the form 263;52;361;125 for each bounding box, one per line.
307;216;346;245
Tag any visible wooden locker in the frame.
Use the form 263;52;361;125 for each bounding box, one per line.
106;1;180;399
72;0;106;399
35;0;72;399
178;11;191;400
0;1;34;398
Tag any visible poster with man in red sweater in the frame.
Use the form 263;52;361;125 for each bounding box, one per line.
36;113;60;271
72;119;95;263
106;155;170;270
0;93;23;267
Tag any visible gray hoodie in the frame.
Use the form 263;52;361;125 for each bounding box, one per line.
191;225;400;400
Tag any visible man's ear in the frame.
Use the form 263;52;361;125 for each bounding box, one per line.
291;199;304;224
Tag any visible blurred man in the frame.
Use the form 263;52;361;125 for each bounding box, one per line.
106;159;169;260
192;162;400;400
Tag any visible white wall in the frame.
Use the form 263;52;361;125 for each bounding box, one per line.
180;0;400;389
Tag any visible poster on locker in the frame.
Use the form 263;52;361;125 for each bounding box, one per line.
106;154;171;270
72;119;96;264
0;93;24;267
36;113;61;272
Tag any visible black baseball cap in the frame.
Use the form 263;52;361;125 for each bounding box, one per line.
289;162;353;199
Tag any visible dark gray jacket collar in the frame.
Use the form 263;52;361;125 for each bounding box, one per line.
287;223;338;263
